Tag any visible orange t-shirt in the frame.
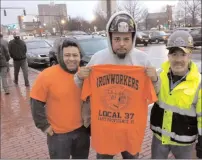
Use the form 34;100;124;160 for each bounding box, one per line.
81;65;157;155
30;65;82;133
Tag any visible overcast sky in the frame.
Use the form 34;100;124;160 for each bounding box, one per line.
1;0;178;25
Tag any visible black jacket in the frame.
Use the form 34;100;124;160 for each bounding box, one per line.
30;98;50;132
0;45;10;67
8;39;27;61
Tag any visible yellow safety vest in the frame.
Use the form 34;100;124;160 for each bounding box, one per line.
150;61;202;146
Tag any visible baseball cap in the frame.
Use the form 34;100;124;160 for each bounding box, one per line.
168;47;192;54
179;47;192;54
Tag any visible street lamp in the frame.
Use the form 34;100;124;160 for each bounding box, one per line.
21;16;24;21
61;19;65;24
89;14;95;22
60;20;65;35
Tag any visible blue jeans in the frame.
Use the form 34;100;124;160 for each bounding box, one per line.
47;126;90;159
97;151;139;159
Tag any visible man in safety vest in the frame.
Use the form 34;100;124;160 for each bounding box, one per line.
150;30;202;159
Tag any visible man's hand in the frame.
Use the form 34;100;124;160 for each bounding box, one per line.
44;126;54;136
77;67;91;80
145;67;158;82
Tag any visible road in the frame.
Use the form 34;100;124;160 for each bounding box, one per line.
31;43;201;72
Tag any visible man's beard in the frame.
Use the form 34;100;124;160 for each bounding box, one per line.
114;48;127;59
65;67;78;74
114;52;127;59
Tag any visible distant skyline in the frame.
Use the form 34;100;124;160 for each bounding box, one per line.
1;0;178;25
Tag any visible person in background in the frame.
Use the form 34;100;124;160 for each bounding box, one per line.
0;42;10;94
0;33;10;72
8;32;29;86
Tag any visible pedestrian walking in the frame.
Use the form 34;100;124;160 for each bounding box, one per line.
150;30;202;159
0;33;10;72
0;43;10;94
8;33;29;86
30;39;90;159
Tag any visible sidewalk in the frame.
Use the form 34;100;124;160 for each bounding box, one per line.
0;66;196;159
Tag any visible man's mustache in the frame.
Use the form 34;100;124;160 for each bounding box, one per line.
117;48;127;51
173;62;184;66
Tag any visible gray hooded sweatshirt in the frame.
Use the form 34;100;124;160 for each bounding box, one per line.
74;11;159;89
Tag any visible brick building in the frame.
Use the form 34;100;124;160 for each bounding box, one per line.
38;3;67;26
145;5;173;30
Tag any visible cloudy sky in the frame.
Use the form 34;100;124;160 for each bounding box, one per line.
1;0;178;25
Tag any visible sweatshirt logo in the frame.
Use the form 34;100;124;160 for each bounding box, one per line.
97;74;138;110
102;86;130;110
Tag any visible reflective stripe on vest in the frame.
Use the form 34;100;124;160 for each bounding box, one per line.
197;112;202;117
151;125;197;142
198;128;202;136
157;101;196;117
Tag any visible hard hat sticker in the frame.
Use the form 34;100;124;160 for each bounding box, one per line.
118;22;129;32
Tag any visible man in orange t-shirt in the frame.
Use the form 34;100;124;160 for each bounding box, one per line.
30;39;90;159
82;65;157;156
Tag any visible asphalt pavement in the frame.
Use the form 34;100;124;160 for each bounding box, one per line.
31;43;201;72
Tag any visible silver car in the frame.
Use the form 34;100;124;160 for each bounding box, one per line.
25;39;52;66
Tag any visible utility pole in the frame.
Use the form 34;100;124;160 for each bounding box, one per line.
184;7;187;26
106;0;111;20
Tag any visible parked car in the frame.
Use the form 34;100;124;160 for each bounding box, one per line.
174;27;195;32
45;39;54;47
66;31;88;36
164;30;174;36
49;35;108;66
99;31;107;37
136;31;150;46
190;27;202;47
25;39;52;66
24;33;35;40
150;31;169;44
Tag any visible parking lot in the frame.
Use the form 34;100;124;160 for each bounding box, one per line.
30;42;201;73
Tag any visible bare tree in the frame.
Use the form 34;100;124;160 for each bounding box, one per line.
118;0;148;24
91;6;108;31
66;17;92;32
142;9;149;30
178;0;201;26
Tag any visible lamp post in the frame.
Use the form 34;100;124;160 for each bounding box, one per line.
178;18;181;27
60;19;66;35
157;20;160;30
168;20;171;30
61;19;65;24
